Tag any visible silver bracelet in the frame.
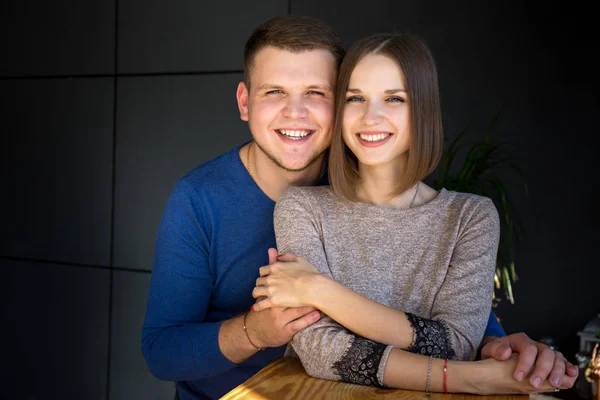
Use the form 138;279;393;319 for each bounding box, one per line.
426;355;433;392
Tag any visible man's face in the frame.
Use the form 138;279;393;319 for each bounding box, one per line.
237;46;337;172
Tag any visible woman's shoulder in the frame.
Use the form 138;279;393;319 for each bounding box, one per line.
443;190;499;218
280;185;337;203
276;185;341;216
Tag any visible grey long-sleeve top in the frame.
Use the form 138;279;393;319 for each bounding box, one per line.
274;186;499;387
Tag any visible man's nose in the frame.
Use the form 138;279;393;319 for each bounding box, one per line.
282;96;308;119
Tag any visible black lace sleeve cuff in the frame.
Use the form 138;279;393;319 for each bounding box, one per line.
332;336;386;387
406;312;457;360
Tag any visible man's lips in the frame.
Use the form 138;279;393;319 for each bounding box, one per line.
275;128;315;140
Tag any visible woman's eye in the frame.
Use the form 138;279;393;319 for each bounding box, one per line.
307;91;324;96
387;96;405;103
346;96;364;103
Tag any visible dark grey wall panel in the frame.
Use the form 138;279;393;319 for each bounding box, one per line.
292;0;532;136
110;271;175;400
1;0;115;76
0;78;114;266
0;260;110;400
114;74;248;270
118;1;287;73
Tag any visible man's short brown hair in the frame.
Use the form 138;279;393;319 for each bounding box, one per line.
243;15;345;89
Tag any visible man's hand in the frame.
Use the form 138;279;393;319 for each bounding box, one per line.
247;248;320;348
218;248;320;364
245;305;321;348
480;332;579;389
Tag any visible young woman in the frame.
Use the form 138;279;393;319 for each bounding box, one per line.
251;33;562;394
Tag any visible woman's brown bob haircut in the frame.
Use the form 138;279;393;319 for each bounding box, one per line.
329;33;443;201
243;16;345;89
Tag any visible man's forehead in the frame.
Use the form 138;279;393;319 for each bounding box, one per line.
253;47;336;71
249;46;337;87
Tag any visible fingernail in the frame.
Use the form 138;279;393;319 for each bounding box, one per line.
532;377;541;388
276;254;283;258
250;305;254;311
552;376;561;386
515;372;525;381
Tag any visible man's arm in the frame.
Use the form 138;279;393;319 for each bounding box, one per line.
219;251;321;364
141;181;319;381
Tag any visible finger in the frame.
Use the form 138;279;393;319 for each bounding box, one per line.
547;352;566;388
283;306;319;320
252;286;268;299
251;297;274;312
259;265;271;277
528;345;555;388
285;310;321;334
480;339;512;361
268;248;278;264
511;339;539;381
276;253;298;262
565;362;579;377
256;277;267;287
560;373;577;389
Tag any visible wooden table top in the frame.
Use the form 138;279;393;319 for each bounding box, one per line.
221;357;529;400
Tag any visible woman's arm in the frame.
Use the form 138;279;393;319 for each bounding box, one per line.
258;190;499;360
254;255;414;349
383;348;565;394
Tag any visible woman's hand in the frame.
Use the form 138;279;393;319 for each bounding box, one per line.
251;252;323;311
466;354;572;395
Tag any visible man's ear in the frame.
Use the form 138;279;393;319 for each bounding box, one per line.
236;82;249;122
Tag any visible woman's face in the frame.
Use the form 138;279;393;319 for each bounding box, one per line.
342;53;411;169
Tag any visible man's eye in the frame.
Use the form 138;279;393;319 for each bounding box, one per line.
266;90;284;95
307;91;324;96
346;96;364;102
387;96;405;103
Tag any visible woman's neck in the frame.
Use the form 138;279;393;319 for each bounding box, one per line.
355;161;418;209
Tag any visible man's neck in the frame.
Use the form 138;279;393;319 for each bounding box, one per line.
242;143;326;202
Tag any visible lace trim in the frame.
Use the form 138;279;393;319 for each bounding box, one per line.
332;336;386;387
406;312;456;359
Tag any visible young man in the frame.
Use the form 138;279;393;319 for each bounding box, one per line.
142;15;578;400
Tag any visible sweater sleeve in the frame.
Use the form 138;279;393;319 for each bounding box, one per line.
274;188;393;386
427;197;500;361
141;179;236;381
484;310;506;338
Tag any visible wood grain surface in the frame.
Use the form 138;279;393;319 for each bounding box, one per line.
221;357;530;400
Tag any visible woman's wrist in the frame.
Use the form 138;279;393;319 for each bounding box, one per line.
447;360;482;394
309;273;333;309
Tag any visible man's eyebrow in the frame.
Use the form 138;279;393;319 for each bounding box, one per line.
308;85;333;91
256;84;283;91
256;84;333;91
347;88;407;94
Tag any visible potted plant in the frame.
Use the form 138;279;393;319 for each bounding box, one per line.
432;108;527;305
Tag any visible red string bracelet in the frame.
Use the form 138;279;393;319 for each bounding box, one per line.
243;311;264;351
443;359;448;393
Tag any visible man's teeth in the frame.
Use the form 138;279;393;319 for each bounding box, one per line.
278;129;311;139
359;133;390;142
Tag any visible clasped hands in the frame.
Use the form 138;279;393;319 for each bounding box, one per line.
252;252;321;310
252;248;579;391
